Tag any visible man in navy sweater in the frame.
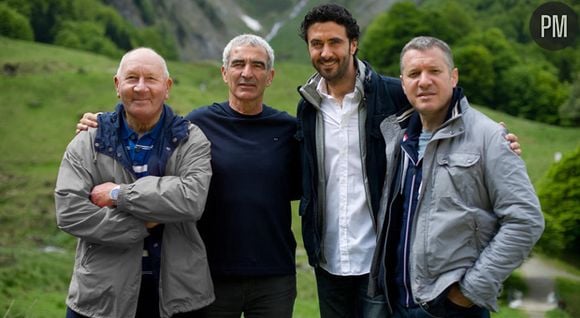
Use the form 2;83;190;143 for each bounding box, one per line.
187;35;301;318
76;35;300;317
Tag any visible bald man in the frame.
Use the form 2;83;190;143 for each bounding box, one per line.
55;48;213;318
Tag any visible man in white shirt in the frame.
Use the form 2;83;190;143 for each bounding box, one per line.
296;4;521;318
296;4;411;317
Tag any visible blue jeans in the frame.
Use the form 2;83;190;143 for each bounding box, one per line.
391;297;490;318
199;274;296;318
315;267;387;318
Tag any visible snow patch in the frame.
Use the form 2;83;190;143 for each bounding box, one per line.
240;14;262;32
266;0;309;41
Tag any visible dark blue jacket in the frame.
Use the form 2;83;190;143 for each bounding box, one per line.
295;60;410;266
95;103;190;177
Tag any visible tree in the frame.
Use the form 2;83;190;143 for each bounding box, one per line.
459;28;519;82
559;74;580;127
453;44;495;106
25;0;72;43
54;20;121;58
536;147;580;256
0;3;33;41
133;23;179;61
95;6;135;51
419;0;475;46
359;1;430;76
542;47;580;83
497;63;568;124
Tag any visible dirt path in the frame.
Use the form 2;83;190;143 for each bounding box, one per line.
516;255;580;318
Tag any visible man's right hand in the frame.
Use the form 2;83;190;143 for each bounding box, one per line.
75;112;100;134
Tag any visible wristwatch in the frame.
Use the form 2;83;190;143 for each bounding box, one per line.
109;185;120;206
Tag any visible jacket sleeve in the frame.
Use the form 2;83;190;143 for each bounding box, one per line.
116;124;212;223
54;133;150;247
459;127;545;311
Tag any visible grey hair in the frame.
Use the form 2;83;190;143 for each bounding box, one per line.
400;36;454;73
222;34;275;70
116;47;170;77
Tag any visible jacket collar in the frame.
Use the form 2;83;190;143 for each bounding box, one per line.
298;58;370;109
396;87;466;131
94;103;189;176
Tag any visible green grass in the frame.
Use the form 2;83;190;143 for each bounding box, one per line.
546;309;572;318
491;307;528;318
1;36;579;317
0;247;74;317
552;278;580;318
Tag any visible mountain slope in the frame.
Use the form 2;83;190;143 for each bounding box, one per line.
104;0;403;62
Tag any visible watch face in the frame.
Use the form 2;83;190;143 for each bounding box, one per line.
110;187;120;200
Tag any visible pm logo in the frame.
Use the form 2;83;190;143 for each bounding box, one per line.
529;1;578;50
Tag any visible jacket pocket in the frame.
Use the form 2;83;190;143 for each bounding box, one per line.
437;153;480;169
473;209;498;253
435;152;481;202
425;153;484;275
80;242;99;270
425;197;481;275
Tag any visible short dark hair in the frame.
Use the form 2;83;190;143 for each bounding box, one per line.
299;4;360;42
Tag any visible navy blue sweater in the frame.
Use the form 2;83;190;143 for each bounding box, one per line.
186;102;301;276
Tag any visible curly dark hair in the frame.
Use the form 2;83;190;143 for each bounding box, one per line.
299;4;360;42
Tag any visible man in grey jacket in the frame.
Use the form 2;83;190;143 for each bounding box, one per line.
55;48;213;318
369;36;544;317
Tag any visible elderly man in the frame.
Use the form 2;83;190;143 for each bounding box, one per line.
55;48;213;318
75;35;300;318
188;34;300;318
369;36;544;318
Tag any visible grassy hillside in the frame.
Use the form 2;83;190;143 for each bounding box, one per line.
0;37;578;317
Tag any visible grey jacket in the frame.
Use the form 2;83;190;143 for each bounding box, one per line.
55;110;213;318
370;96;544;311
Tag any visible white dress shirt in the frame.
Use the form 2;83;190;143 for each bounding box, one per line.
317;79;376;276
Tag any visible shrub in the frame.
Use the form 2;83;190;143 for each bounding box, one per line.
53;20;122;58
0;3;33;41
454;44;495;106
536;147;580;256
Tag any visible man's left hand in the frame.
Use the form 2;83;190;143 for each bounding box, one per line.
500;122;521;156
